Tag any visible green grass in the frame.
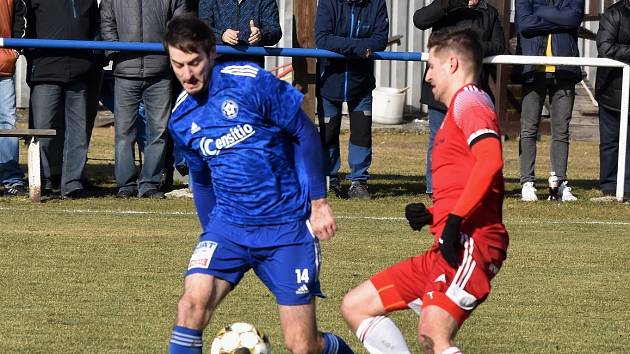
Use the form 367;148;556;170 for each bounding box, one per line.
0;127;629;353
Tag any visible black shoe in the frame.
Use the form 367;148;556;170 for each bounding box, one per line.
140;189;165;199
348;181;371;199
328;182;344;198
4;184;28;197
117;189;135;199
63;189;88;200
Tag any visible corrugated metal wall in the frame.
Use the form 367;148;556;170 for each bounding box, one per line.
266;0;430;116
16;0;603;111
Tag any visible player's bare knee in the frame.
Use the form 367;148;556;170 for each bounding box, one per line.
177;293;212;321
340;290;362;320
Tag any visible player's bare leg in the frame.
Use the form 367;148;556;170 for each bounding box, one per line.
341;281;411;354
279;301;354;354
418;305;460;354
175;274;232;328
278;302;321;354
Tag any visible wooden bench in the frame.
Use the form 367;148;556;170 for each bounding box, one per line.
0;128;56;202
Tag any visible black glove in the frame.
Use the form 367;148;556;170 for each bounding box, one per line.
405;203;433;232
439;214;463;268
440;0;469;11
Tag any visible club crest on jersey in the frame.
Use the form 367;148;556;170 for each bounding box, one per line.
221;99;238;119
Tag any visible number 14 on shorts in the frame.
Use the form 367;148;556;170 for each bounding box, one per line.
295;268;309;283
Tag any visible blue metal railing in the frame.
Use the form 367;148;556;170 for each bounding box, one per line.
0;38;426;61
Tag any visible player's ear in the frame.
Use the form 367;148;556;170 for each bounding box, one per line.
449;55;459;74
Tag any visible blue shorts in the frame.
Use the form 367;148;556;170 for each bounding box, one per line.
186;218;324;305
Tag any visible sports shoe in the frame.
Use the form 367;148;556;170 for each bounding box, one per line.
521;182;537;201
590;191;616;203
328;182;343;198
559;181;577;201
140;189;165;199
348;181;371;199
4;184;28;197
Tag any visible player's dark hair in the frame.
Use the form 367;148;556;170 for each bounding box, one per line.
163;13;216;55
427;28;483;76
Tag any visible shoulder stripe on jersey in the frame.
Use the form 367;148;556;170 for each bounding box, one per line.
467;128;499;146
220;65;259;78
172;91;189;113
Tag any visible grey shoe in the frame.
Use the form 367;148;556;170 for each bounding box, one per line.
348;181;371;199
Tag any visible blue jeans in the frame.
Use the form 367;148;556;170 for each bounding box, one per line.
426;108;446;194
317;95;372;183
0;76;24;186
114;76;172;195
30;81;89;195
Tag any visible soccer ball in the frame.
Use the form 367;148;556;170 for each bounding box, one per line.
210;322;272;354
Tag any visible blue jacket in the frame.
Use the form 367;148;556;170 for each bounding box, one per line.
198;0;282;47
515;0;584;84
315;0;389;101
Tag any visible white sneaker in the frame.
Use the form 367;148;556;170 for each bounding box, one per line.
521;182;538;201
559;181;577;201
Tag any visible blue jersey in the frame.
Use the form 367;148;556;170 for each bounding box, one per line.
169;60;324;226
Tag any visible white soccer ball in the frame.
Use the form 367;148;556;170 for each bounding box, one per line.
210;322;272;354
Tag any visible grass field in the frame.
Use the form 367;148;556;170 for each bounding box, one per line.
0;125;629;353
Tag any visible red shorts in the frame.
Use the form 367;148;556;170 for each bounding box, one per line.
370;224;508;326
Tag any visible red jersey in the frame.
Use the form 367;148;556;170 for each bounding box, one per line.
430;84;505;236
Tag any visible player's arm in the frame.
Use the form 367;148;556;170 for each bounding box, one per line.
180;146;216;232
290;109;337;241
439;135;503;268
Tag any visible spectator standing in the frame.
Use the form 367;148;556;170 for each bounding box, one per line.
198;0;282;67
315;0;389;199
592;0;630;202
25;0;100;199
101;0;188;199
515;0;584;201
0;0;26;197
413;0;506;197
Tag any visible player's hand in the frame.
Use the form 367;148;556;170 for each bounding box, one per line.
405;203;433;232
309;198;337;241
248;20;262;45
222;29;240;45
439;214;463;268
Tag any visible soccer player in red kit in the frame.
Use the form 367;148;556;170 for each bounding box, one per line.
341;28;509;354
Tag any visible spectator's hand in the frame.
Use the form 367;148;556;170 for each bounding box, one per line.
405;203;433;232
309;198;337;241
248;20;262;45
439;214;463;268
362;47;372;59
222;29;240;45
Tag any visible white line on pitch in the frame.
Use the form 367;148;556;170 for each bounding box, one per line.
0;206;628;226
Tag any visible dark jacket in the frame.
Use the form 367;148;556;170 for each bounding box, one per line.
595;0;630;112
198;0;281;47
0;0;26;77
25;0;99;83
413;0;505;110
315;0;389;101
515;0;584;84
100;0;188;78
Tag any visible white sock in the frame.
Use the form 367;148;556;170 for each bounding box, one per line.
355;316;411;354
442;346;462;354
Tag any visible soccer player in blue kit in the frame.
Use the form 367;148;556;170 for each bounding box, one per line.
164;14;354;354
